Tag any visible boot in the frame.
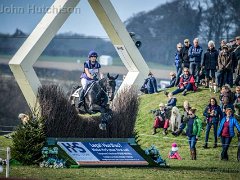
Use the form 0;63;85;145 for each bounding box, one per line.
152;128;157;135
162;128;168;135
193;148;197;160
78;89;85;107
203;143;208;149
205;78;209;88
172;129;182;136
182;89;187;96
213;143;217;148
190;150;194;160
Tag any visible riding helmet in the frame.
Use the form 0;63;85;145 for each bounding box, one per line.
88;50;98;58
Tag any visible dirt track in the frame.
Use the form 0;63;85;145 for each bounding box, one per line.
0;58;171;79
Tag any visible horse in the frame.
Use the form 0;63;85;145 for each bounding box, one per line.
69;73;118;130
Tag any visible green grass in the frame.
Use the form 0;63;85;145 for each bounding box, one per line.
1;87;240;179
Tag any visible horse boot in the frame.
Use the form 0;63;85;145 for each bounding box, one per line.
78;89;85;108
152;128;157;135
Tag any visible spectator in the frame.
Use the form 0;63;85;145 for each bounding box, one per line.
141;72;158;94
165;92;177;108
217;45;233;87
165;72;176;88
168;142;182;160
218;40;227;52
234;36;240;85
184;108;202;160
175;43;183;85
202;40;218;88
171;67;197;96
188;38;203;87
217;108;240;160
203;98;223;149
152;103;170;135
180;39;192;69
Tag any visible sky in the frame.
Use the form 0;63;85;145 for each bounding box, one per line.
0;0;170;37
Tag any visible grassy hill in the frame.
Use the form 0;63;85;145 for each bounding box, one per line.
0;87;240;179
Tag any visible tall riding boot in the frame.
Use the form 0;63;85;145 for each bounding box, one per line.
190;150;193;160
193;148;197;160
78;89;85;107
152;128;157;135
205;78;209;88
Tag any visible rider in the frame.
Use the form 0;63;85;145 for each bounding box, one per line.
78;50;101;107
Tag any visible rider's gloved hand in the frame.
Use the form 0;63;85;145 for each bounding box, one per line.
92;74;98;81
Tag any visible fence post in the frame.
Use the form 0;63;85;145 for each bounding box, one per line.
6;147;10;178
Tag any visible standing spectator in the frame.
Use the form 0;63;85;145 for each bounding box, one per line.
234;36;240;85
188;38;203;87
217;45;233;87
152;103;170;135
141;72;158;94
175;43;183;85
203;98;223;148
165;72;176;88
171;68;197;96
217;108;240;160
218;40;227;52
201;40;218;88
184;108;202;160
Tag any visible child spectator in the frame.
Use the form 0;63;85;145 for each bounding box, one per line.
165;93;177;108
168;142;182;160
165;72;177;88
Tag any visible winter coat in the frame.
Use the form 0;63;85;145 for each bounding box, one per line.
217;116;240;137
178;74;197;91
202;48;218;70
168;151;182;160
167;97;177;108
188;45;203;63
179;44;192;67
218;51;232;71
203;104;223;123
143;76;158;94
166;76;176;88
184;116;202;137
175;51;181;68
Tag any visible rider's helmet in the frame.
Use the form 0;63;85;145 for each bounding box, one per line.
88;50;98;58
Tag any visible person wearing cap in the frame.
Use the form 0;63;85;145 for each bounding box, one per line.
168;142;182;160
217;45;233;87
179;39;192;69
188;38;203;87
203;97;223;149
152;103;170;135
219;40;227;52
184;108;202;160
201;40;219;88
165;72;176;88
217;108;240;160
78;50;101;107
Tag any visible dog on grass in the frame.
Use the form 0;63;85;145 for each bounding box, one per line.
170;106;181;132
209;81;218;93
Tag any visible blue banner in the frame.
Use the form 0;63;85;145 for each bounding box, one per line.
58;142;148;165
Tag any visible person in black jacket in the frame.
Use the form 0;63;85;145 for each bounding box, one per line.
201;40;219;88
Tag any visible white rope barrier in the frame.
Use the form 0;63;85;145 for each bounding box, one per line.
0;147;10;178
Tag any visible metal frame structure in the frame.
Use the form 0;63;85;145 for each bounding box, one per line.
9;0;149;111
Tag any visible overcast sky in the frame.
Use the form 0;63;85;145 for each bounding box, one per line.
0;0;171;37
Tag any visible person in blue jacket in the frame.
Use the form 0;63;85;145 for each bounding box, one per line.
78;50;101;106
217;108;240;160
141;72;158;94
203;97;223;148
188;38;203;87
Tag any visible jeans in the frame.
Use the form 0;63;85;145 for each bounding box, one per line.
188;135;197;150
205;69;216;79
190;62;201;84
220;136;232;160
175;66;183;85
205;122;218;144
172;83;193;95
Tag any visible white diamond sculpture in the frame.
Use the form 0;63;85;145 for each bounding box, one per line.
9;0;150;111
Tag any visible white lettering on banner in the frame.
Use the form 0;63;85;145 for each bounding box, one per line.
57;142;99;162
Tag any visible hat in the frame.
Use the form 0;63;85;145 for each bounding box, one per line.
222;45;228;50
88;50;98;58
184;39;190;43
171;143;178;151
229;38;235;42
159;103;165;107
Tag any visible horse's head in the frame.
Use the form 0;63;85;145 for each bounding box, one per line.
105;73;118;101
